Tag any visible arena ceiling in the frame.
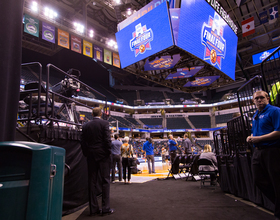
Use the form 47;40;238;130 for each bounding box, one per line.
23;0;280;93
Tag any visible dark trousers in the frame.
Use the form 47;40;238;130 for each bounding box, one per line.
251;147;280;218
87;154;111;214
112;154;122;181
170;150;177;164
122;157;132;181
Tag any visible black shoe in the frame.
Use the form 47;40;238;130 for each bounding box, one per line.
89;209;102;216
102;208;114;216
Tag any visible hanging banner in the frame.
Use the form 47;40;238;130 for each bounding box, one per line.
144;54;180;71
57;29;69;49
24;14;39;37
94;45;103;61
113;53;121;68
83;40;93;58
184;76;220;87
71;35;81;53
104;49;112;65
165;66;203;80
42;22;55;43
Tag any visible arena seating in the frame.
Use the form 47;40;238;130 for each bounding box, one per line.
188;115;211;128
140;90;165;103
215;113;233;124
166;117;192;129
117;91;137;106
124;116;140;126
139;118;163;128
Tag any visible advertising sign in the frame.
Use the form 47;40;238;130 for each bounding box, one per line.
177;0;238;80
252;47;279;65
83;40;93;58
116;2;174;68
184;76;220;87
42;22;55;43
57;29;69;49
165;66;203;80
24;14;39;37
144;54;180;71
71;35;81;53
94;45;103;61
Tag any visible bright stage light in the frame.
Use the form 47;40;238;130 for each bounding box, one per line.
44;7;58;19
89;30;94;38
31;1;38;12
73;22;84;33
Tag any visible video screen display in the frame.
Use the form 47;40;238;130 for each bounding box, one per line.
184;76;220;87
165;66;203;80
252;47;279;65
177;0;238;80
144;54;180;71
115;2;174;68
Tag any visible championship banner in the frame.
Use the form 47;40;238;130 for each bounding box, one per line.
83;40;93;58
113;52;121;68
71;35;81;53
42;22;55;43
177;0;238;80
94;45;103;61
116;2;174;68
184;76;220;87
165;66;203;80
57;29;69;49
24;14;39;37
104;49;112;65
144;54;180;71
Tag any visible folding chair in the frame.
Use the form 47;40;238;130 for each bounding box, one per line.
185;155;199;181
166;155;180;179
197;158;218;188
178;155;188;178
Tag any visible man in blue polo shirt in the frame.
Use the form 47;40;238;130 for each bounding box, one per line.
143;137;155;174
168;134;178;164
247;90;280;220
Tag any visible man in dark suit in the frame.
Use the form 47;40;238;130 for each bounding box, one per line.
81;107;114;216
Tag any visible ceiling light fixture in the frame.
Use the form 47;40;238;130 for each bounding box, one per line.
44;7;58;19
127;8;132;16
74;22;84;33
31;1;38;12
89;30;94;38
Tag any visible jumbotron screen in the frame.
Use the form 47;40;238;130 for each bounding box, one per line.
115;2;174;68
177;0;238;80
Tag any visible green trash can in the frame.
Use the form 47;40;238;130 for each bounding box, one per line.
0;141;65;220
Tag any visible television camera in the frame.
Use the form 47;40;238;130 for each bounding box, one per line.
52;68;81;98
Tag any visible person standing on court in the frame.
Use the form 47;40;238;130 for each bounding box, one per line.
168;134;178;163
182;133;192;155
121;136;134;184
246;90;280;220
81;107;114;216
143;137;156;174
111;134;123;183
